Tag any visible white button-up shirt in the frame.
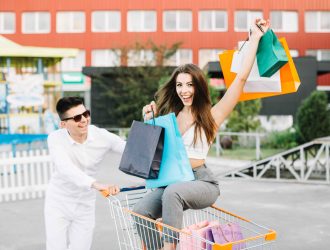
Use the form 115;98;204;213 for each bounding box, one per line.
47;125;126;201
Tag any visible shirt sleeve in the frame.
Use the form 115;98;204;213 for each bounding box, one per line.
47;133;96;189
100;128;126;153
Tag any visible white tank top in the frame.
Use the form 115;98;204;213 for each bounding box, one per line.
182;125;209;159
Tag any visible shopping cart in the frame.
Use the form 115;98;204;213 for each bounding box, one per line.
101;187;276;250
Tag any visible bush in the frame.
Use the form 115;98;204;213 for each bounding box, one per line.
296;91;330;143
264;128;298;149
226;99;262;132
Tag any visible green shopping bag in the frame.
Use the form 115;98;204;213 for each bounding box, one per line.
256;29;288;77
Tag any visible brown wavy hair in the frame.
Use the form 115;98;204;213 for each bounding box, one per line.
155;64;217;146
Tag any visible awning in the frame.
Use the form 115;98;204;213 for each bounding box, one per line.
0;35;79;66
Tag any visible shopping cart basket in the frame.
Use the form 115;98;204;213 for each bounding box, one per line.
101;187;276;250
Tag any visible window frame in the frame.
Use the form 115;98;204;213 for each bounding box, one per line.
163;49;193;66
127;49;156;66
270;10;298;33
198;49;224;68
0;12;15;34
234;10;263;32
56;11;85;33
305;11;330;33
198;10;228;32
91;11;121;32
127;10;157;32
22;11;51;34
60;50;86;72
91;49;121;67
306;49;330;61
163;10;192;32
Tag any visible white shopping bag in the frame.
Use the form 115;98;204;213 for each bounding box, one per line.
231;41;281;93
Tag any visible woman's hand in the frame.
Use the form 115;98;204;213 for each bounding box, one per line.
250;18;270;41
142;101;157;121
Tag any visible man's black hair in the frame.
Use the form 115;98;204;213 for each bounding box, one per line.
56;97;84;120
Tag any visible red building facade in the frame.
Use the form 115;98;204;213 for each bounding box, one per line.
1;0;329;88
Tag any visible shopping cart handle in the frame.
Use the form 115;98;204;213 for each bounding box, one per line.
120;186;146;192
100;186;146;197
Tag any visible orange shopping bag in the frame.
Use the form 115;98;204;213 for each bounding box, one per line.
219;38;301;101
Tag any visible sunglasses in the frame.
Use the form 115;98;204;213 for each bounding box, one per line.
62;110;91;122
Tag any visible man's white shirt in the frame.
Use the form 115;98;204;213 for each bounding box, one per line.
47;125;126;202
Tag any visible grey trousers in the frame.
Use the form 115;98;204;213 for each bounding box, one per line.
133;165;220;249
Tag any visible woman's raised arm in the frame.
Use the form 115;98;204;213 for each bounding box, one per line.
211;18;270;127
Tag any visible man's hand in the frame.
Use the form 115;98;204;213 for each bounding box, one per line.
92;181;120;195
142;101;157;121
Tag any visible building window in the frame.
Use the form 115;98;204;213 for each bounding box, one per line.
306;49;330;61
270;11;298;32
0;12;15;34
164;49;193;66
289;50;299;57
22;12;50;34
92;11;120;32
234;10;263;31
305;11;330;32
127;11;156;32
198;49;224;68
60;50;86;71
56;11;85;33
163;11;192;32
91;49;121;66
199;10;227;32
127;50;155;66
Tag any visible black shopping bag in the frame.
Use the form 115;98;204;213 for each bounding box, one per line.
119;120;164;179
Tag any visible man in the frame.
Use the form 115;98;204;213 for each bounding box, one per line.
45;97;125;250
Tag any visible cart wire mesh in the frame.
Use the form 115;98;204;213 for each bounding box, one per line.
103;188;276;250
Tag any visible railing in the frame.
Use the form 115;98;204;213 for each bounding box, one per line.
0;149;54;202
106;127;130;139
214;132;265;160
106;127;265;161
223;137;330;184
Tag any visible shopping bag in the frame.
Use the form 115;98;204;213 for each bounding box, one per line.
257;29;288;77
119;120;164;179
219;37;301;101
145;113;195;188
230;41;281;93
180;220;220;250
209;223;246;250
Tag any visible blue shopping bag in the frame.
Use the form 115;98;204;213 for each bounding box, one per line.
145;113;195;188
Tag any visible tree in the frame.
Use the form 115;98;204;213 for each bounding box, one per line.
90;41;181;127
225;99;262;132
296;91;330;142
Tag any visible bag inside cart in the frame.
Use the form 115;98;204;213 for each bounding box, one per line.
104;187;277;250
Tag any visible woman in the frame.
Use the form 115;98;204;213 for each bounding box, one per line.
133;18;270;249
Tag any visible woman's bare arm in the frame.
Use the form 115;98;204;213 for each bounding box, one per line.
211;19;270;127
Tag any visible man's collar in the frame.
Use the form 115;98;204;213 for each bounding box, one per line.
65;126;94;145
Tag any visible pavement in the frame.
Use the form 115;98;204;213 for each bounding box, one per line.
1;152;330;250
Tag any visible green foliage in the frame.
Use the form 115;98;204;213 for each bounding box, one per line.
263;128;298;149
91;41;182;127
208;85;219;106
118;40;182;66
226;99;262;132
295;91;330;142
204;75;220;106
92;67;174;127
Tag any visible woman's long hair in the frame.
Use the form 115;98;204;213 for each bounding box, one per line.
155;64;217;146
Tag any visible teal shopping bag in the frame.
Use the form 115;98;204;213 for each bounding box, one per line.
256;29;288;77
145;113;195;188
